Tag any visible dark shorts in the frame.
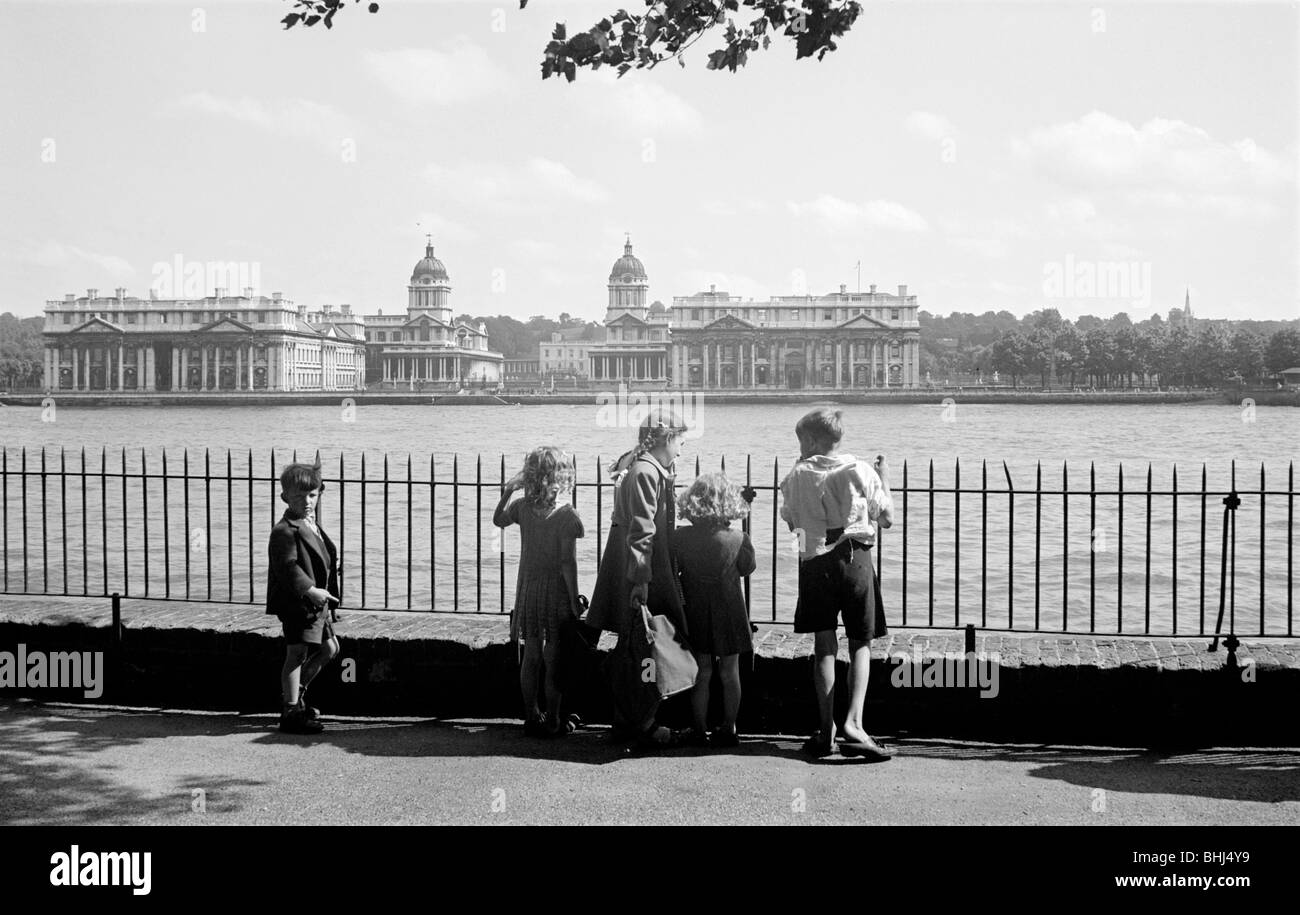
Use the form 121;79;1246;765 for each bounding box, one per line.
793;539;887;641
280;612;335;646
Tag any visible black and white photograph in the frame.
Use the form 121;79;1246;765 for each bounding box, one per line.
0;0;1296;871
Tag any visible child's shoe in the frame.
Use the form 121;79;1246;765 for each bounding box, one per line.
682;728;710;748
279;706;323;735
297;689;320;720
710;728;740;748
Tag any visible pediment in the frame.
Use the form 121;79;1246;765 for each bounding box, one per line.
195;317;255;333
702;314;757;331
836;314;891;330
605;312;648;327
69;317;121;333
402;314;451;328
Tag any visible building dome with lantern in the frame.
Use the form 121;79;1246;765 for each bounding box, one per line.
358;237;503;390
412;242;450;284
408;238;452;318
608;235;649;312
609;240;647;283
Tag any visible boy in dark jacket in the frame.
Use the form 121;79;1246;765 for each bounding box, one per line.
267;462;340;734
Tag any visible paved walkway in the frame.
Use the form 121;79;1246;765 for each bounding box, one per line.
2;702;1296;826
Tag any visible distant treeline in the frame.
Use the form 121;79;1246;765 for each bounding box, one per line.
0;314;43;389
452;313;603;360
919;307;1300;388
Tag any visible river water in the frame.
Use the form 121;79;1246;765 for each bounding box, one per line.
1;401;1296;635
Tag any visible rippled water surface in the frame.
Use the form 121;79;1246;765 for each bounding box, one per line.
2;401;1296;635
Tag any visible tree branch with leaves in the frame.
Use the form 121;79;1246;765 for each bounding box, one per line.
279;0;863;80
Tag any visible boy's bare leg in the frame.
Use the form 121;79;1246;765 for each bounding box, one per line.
520;640;543;721
690;653;713;733
842;637;872;743
718;654;741;734
280;645;309;707
298;637;339;692
812;629;839;741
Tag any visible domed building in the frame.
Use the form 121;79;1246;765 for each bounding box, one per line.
362;238;503;390
585;236;672;385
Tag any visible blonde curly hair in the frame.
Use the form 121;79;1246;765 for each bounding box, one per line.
678;472;749;526
518;446;575;511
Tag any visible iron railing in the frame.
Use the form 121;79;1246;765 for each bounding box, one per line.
0;447;1294;637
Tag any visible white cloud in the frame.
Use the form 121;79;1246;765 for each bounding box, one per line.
363;40;515;106
610;80;703;133
422;157;609;208
1011;111;1293;198
1122;189;1277;221
526;158;608;204
19;242;134;280
174;92;354;151
787;195;929;234
906;110;956;141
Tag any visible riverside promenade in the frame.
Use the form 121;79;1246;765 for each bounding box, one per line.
1;595;1298;826
1;594;1296;745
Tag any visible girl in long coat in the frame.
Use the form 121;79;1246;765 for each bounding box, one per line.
585;409;688;744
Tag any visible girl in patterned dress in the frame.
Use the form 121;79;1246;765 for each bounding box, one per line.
493;446;584;737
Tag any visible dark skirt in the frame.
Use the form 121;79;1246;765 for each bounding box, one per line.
682;583;753;656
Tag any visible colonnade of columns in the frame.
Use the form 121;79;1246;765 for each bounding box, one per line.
588;353;668;381
45;339;364;391
675;336;921;389
46;341;157;392
381;353;465;385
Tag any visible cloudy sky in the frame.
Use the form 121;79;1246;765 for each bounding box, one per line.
1;0;1296;323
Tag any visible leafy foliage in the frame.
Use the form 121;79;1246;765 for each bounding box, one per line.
919;308;1299;389
278;0;864;80
0;313;45;390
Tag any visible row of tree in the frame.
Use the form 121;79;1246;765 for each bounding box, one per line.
453;313;603;361
920;308;1300;389
0;314;43;390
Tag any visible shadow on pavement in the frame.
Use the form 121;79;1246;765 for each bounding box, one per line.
893;739;1300;803
249;716;815;765
0;701;269;825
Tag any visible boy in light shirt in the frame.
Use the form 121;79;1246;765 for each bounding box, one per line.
780;408;894;760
